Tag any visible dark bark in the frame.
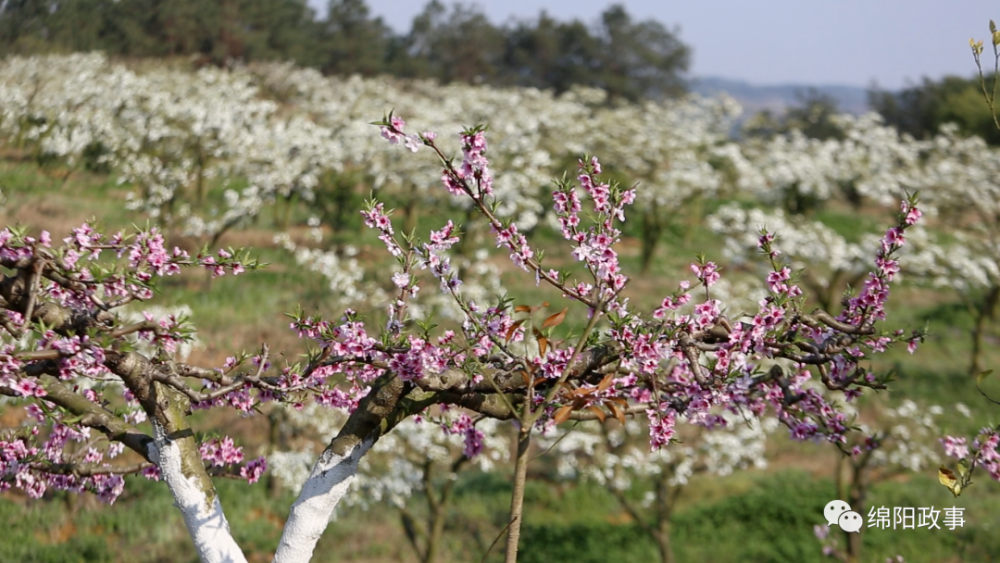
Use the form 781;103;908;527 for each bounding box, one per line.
969;285;1000;376
640;202;663;274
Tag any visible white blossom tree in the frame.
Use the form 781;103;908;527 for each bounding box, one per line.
818;400;969;561
538;411;776;563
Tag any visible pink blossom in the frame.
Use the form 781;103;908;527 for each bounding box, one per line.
380;116;406;144
941;436;969;460
445;414;485;458
199;437;244;467
902;201;922;225
392;272;411;288
240;457;267;484
691;261;721;287
647;408;677;450
142;465;161;481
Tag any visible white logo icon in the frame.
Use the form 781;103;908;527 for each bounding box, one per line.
839;511;863;533
824;500;862;534
824;500;851;526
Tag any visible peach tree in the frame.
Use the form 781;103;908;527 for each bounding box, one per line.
0;116;925;563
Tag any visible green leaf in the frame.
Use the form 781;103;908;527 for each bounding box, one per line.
957;460;970;479
977;369;993;387
990;19;996;33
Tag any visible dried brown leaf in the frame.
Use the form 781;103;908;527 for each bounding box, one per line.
587;405;606;423
542;307;569;329
597;374;614;392
505;319;526;343
553;405;574;424
608;403;626;424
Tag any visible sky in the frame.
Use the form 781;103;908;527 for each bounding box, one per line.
308;0;998;89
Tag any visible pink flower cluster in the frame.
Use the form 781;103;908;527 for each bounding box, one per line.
361;202;403;258
200;437;244;467
839;201;920;326
941;436;969;460
240;457;268;485
1;431;127;503
388;336;448;382
380;116;421;152
691;261;721;288
551;157;636;303
458;130;493;199
0;221;270;505
493;223;535;272
942;429;1000;482
647;408;677;450
653;281;693;318
765;266;802;297
445;413;485;458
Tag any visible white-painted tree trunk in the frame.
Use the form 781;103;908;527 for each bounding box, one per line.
151;422;248;563
272;437;374;563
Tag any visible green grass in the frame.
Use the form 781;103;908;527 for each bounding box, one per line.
815;207;882;244
3;469;997;563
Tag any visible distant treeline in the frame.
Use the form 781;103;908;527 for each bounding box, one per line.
785;76;1000;146
0;0;690;101
5;0;999;143
743;78;1000;146
869;75;1000;146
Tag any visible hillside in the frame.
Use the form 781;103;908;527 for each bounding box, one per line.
690;76;871;115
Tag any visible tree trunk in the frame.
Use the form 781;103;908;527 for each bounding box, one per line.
273;372;434;562
969;285;1000;376
152;418;248;563
654;528;674;563
653;475;675;563
503;428;532;563
834;450;844;501
399;509;425;562
108;351;246;563
327;173;356;235
195;142;205;202
845;465;867;563
272;437;374;563
276;193;299;231
970;307;985;377
425;501;445;563
419;459;450;563
641;202;663;274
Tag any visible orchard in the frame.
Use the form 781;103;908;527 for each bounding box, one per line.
0;18;999;563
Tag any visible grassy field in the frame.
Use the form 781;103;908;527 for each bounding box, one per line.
3;466;999;563
2;153;1000;562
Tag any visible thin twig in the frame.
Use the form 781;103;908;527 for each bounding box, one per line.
481;516;517;563
22;259;43;325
